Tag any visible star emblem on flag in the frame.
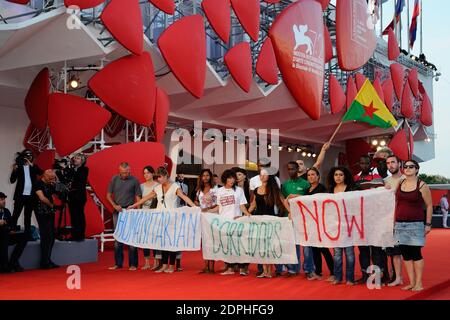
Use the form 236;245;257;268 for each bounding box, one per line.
362;101;378;119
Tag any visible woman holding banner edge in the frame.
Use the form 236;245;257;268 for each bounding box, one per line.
139;166;161;271
394;160;433;292
128;166;197;274
327;167;356;286
195;169;218;274
305;168;335;282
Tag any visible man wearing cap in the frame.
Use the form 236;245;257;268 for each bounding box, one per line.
0;192;28;273
10;149;43;236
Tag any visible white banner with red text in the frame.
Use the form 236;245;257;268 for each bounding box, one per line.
289;188;396;248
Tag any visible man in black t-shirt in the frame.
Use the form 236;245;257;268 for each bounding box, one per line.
34;170;60;269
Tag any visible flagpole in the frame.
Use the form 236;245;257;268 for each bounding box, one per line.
420;0;423;54
327;121;344;144
407;0;410;53
380;0;383;36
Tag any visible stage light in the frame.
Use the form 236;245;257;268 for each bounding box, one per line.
224;135;230;143
296;147;302;153
307;153;312;158
278;145;283;151
69;75;80;89
312;153;317;158
377;146;382;151
380;140;386;146
268;144;272;150
425;137;431;143
372;139;378;146
288;146;293;153
302;152;307;157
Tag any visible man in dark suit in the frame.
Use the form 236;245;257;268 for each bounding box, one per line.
0;192;28;273
9;149;43;236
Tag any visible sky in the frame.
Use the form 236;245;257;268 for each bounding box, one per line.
377;0;450;177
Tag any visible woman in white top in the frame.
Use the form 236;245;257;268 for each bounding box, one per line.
140;166;160;271
195;169;218;274
205;169;251;276
129;166;196;273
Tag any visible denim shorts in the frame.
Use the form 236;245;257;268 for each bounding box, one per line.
394;222;425;247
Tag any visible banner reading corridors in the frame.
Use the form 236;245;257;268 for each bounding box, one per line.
201;213;297;264
114;207;201;251
289;188;396;248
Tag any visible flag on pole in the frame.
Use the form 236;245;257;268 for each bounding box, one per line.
382;0;406;35
409;0;420;48
342;79;398;128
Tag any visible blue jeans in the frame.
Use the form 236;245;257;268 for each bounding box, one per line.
114;241;138;268
287;245;301;274
287;245;315;274
333;247;355;282
258;264;284;274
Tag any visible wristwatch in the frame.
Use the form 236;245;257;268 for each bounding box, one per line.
425;223;432;227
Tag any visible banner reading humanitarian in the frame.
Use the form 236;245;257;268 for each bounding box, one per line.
289;188;395;248
201;213;297;264
114;207;201;251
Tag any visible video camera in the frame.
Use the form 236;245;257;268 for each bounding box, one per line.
14;149;34;166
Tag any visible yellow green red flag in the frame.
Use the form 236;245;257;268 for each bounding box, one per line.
342;79;398;128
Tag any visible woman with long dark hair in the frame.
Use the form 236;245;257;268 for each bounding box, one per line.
128;167;196;273
140;166;161;271
394;160;433;291
195;169;218;274
248;169;290;278
305;167;334;282
327;167;356;286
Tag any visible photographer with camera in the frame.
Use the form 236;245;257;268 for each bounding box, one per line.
34;170;60;269
9;149;43;236
67;153;89;241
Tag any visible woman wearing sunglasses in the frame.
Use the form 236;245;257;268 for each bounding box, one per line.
128;166;196;273
394;160;433;291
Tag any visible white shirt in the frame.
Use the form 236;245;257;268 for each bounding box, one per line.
249;175;281;191
440;197;449;211
197;186;218;209
140;182;158;209
216;186;247;219
22;165;32;196
154;183;180;210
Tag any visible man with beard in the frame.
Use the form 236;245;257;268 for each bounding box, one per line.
384;155;405;286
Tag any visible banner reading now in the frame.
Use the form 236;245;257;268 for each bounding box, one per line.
114;207;202;251
289;188;396;248
201;213;298;264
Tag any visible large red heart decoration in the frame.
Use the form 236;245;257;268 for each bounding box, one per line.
269;0;325;120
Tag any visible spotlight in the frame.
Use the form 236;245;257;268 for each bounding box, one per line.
307;153;312;158
312;153;317;158
69;74;80;89
268;144;272;150
278;145;283;151
372;139;378;146
380;140;386;147
296;147;302;153
302;152;307;157
424;137;431;143
287;146;293;153
377;146;382;151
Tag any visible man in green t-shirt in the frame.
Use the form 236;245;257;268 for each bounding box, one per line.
282;162;310;199
282;162;319;280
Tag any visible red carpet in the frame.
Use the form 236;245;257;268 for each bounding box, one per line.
1;229;449;300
